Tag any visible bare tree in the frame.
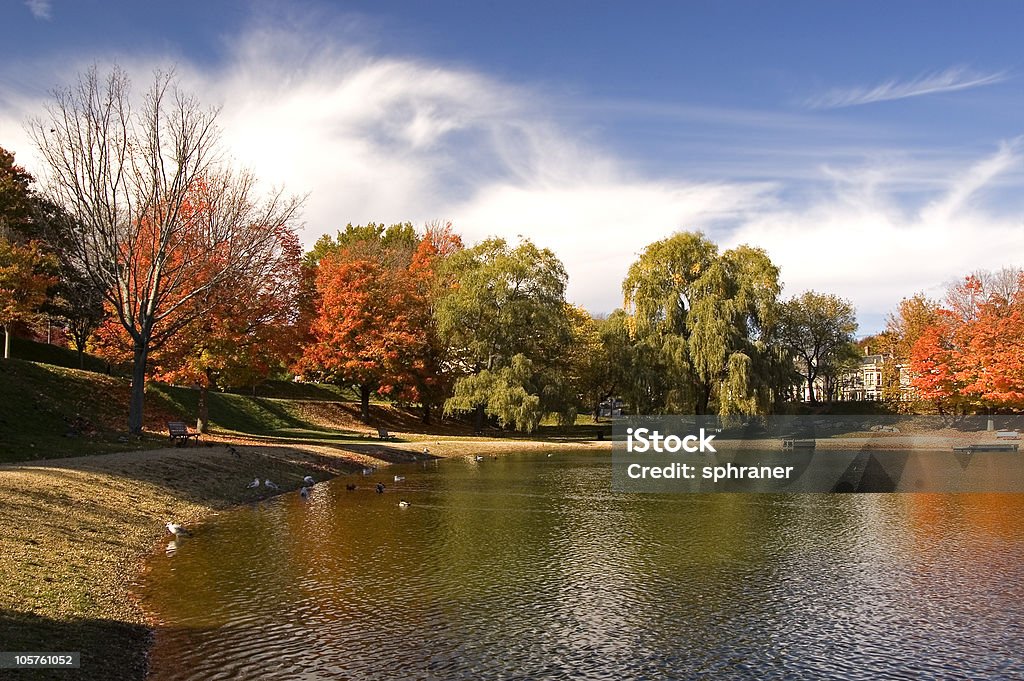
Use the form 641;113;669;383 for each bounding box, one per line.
29;66;303;433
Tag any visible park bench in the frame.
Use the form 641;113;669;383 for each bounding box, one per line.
167;421;200;446
996;431;1020;440
377;427;396;441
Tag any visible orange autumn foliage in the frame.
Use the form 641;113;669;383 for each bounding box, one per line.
92;178;305;388
298;222;463;420
910;273;1024;410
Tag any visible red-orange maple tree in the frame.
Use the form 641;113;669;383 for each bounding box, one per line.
298;222;463;423
910;272;1024;411
91;178;304;430
299;250;424;422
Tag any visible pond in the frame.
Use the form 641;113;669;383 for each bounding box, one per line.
140;451;1024;679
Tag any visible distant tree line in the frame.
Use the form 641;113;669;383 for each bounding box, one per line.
14;66;1018;437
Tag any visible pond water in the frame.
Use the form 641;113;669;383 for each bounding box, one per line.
140;451;1024;680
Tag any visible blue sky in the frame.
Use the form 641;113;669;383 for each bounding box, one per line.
3;1;1024;333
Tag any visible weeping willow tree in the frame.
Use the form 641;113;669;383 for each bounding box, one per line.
436;238;573;431
622;231;786;417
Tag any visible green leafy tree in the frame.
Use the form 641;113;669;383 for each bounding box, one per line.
304;222;418;269
622;231;782;416
437;238;572;431
0;147;39;241
776;291;858;403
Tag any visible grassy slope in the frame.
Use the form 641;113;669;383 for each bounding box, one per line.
0;358;528;464
0;360;187;463
7;335;114;374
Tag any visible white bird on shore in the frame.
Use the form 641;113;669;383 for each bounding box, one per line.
264;479;280;491
398;500;410;508
246;477;260;489
474;455;484;462
423;447;430;455
394;475;405;482
300;486;310;499
303;475;315;485
165;522;191;538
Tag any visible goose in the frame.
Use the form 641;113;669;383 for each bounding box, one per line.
264;479;280;491
246;477;260;489
474;455;484;462
422;447;431;456
394;475;405;482
165;522;192;538
398;500;410;508
376;482;385;494
362;468;373;475
303;475;315;486
300;486;310;499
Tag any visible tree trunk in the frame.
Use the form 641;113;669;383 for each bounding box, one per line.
360;384;371;422
3;325;8;359
128;341;149;434
806;372;817;403
696;382;712;415
197;369;212;434
475;404;485;433
421;402;431;425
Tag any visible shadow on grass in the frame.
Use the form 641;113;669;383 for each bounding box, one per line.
0;361;184;463
0;609;149;680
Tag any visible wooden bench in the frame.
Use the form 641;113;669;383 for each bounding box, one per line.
167;421;200;446
996;431;1020;440
377;427;395;441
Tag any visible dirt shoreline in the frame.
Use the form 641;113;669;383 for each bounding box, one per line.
0;436;603;680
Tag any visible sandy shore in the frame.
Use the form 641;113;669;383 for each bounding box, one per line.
0;436;602;680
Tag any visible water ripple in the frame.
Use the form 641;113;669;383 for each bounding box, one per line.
141;453;1024;680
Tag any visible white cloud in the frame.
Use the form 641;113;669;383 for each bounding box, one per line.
24;0;51;20
2;26;1023;335
725;143;1024;330
807;66;1006;109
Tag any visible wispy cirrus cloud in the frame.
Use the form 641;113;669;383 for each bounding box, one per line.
807;66;1007;109
24;0;52;20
